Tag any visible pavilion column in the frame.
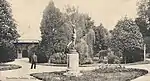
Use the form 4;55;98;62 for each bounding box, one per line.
17;51;22;59
17;45;22;59
144;44;146;62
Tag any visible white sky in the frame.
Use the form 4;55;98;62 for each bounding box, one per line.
7;0;138;40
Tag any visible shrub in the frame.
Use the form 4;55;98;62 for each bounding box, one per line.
103;56;108;64
76;39;93;64
36;53;48;63
50;53;67;64
93;57;99;62
114;59;121;64
123;47;143;63
35;45;48;63
107;52;120;64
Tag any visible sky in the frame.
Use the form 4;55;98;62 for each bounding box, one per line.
7;0;138;40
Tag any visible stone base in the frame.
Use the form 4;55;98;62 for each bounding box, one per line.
63;49;82;77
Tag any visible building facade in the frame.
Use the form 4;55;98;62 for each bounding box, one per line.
13;39;39;59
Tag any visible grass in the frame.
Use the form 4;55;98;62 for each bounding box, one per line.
126;60;150;65
38;63;67;67
30;66;148;81
0;64;21;71
38;60;150;67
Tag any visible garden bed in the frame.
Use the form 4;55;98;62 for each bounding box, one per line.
0;64;22;71
30;66;148;81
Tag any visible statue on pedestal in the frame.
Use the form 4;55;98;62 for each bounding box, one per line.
64;21;82;77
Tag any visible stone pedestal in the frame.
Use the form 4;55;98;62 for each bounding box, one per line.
64;49;82;77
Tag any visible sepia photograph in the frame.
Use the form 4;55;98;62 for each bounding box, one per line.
0;0;150;81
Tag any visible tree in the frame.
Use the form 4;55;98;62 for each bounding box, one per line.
64;6;96;64
110;17;144;63
0;0;19;62
136;0;150;36
136;0;150;56
93;24;109;55
39;1;66;62
39;2;95;64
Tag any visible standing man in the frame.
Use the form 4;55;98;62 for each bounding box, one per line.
31;53;37;69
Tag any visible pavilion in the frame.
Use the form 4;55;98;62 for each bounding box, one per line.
13;39;40;59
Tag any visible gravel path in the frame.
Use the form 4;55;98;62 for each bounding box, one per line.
0;58;97;81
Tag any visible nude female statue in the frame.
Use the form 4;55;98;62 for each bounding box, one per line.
67;23;76;50
65;23;77;53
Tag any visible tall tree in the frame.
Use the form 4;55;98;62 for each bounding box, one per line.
0;0;19;62
93;23;109;55
65;6;95;63
136;0;150;54
136;0;150;36
110;17;144;56
39;1;66;60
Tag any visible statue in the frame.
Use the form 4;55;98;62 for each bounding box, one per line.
66;23;77;53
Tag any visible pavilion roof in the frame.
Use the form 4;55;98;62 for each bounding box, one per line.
13;39;40;44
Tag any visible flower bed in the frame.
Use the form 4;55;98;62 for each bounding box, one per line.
0;64;22;71
30;66;148;81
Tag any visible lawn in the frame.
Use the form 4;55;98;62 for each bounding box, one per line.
38;60;150;67
126;60;150;65
30;66;148;81
0;64;21;71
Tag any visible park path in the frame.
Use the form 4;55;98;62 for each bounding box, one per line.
0;58;97;81
126;59;150;81
1;58;150;81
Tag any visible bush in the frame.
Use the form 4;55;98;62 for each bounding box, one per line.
103;57;108;64
50;53;67;64
37;53;48;63
35;45;48;63
76;39;93;64
123;47;143;63
114;59;121;64
93;57;99;62
107;54;115;64
107;52;120;64
83;58;93;64
36;52;48;63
